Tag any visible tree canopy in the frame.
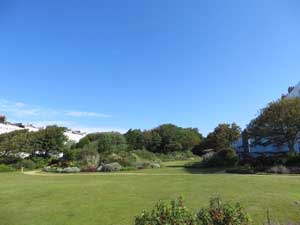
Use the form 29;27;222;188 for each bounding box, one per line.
124;124;202;153
248;98;300;155
193;123;241;155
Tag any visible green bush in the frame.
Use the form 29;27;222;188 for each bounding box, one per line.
21;159;36;170
157;151;197;162
132;149;159;162
0;164;16;172
79;142;100;168
197;197;251;225
267;165;290;174
100;162;122;172
204;148;238;167
135;197;197;225
135;197;251;225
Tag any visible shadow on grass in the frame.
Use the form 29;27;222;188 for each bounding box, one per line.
164;161;226;174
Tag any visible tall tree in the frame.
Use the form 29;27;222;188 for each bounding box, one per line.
248;98;300;156
124;129;145;150
193;123;241;155
31;126;67;157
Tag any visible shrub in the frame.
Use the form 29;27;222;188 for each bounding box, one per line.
157;151;197;162
79;142;100;168
285;155;300;167
204;148;238;167
102;151;137;167
0;164;16;172
100;162;122;172
132;149;159;162
135;197;197;225
21;159;36;170
62;167;80;173
197;197;251;225
132;162;151;170
135;197;251;225
43;166;57;173
31;156;52;168
149;162;161;168
267;165;290;174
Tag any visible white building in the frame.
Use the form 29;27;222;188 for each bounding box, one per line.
286;82;300;98
0;118;86;142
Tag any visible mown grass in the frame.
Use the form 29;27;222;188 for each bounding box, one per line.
0;161;300;225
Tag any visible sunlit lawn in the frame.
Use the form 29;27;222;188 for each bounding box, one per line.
1;161;300;225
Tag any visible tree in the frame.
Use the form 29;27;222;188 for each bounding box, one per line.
124;129;145;150
0;130;31;163
193;123;241;155
248;98;300;156
153;124;202;153
96;132;128;153
31;126;67;158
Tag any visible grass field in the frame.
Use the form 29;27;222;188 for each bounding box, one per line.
1;161;300;225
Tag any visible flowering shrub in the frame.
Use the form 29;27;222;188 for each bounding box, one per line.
135;197;197;225
135;197;251;225
197;197;251;225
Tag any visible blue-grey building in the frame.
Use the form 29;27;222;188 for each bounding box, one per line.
232;82;300;156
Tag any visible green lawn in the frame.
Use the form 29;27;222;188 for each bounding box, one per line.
1;161;300;225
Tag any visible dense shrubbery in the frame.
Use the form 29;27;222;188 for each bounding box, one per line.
135;197;251;225
135;197;198;225
126;124;202;153
0;164;16;172
197;197;251;225
203;148;238;167
98;162;122;172
43;166;80;173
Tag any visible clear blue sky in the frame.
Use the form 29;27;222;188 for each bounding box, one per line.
0;0;300;135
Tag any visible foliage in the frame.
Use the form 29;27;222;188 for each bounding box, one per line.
0;126;67;162
0;164;16;172
156;151;197;162
78;142;100;168
203;148;238;167
99;162;122;172
135;197;251;225
95;132;128;153
30;126;67;157
19;159;36;170
43;166;80;173
267;165;290;174
125;129;145;150
135;197;198;225
193;123;241;155
248;98;300;156
125;124;202;154
0;130;31;163
197;197;251;225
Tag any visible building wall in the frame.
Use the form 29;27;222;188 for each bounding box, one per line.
0;123;85;142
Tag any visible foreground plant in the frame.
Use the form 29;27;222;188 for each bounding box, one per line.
135;197;251;225
135;197;197;225
197;197;251;225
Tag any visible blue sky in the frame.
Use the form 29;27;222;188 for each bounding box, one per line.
0;0;300;135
